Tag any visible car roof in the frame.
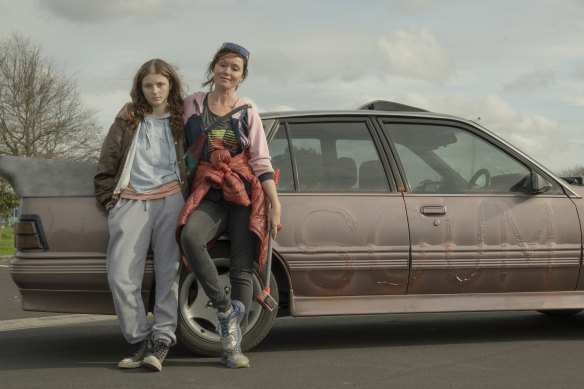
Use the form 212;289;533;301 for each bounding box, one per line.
259;100;466;122
260;109;465;122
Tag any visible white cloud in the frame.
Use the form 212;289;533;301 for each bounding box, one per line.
385;0;445;13
377;27;453;82
36;0;178;22
564;96;584;106
572;67;584;80
252;48;298;84
341;65;364;83
503;68;556;92
267;105;295;112
242;97;294;113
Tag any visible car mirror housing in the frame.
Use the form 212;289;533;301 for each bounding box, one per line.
531;171;552;194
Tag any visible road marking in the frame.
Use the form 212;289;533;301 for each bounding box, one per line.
0;314;116;332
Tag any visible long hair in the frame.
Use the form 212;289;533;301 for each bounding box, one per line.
201;47;249;91
129;59;184;142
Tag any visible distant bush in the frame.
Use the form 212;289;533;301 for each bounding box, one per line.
558;165;584;177
0;227;15;256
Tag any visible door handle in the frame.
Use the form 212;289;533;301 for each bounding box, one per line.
421;205;446;215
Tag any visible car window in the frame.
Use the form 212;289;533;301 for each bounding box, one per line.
269;124;295;192
274;121;389;192
385;123;537;194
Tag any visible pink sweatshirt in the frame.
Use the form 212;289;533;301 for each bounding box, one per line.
183;92;274;179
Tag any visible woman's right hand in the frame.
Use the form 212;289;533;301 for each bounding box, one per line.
261;179;281;239
267;200;281;239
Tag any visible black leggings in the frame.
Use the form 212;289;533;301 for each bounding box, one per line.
180;199;256;329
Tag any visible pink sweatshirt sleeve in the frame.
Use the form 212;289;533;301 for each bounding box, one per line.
245;107;274;178
182;92;205;123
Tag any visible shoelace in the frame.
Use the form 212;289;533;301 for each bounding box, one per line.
218;317;230;337
217;309;235;336
130;340;150;359
151;341;169;359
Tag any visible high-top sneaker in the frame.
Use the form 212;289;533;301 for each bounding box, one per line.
143;339;170;372
118;338;152;369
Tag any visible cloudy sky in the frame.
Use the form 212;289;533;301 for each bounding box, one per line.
1;0;583;173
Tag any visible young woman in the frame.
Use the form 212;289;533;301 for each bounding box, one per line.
177;42;281;368
94;59;189;372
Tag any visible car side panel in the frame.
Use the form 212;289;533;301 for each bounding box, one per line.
404;194;581;294
19;197;108;252
10;197;154;314
277;193;410;298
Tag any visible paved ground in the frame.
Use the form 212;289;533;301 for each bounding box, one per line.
4;266;584;388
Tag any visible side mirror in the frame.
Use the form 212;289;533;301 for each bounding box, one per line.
531;171;552;194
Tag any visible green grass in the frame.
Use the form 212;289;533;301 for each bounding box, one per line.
0;227;15;256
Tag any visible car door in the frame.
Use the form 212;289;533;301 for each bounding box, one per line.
267;117;411;298
381;119;581;294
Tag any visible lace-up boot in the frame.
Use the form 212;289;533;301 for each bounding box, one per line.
143;339;170;372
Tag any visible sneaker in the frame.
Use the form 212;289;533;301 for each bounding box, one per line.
221;348;250;368
143;339;170;372
217;300;245;352
118;338;151;369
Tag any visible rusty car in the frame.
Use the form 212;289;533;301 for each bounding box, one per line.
3;100;584;356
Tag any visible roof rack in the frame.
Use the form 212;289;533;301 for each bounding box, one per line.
357;100;428;112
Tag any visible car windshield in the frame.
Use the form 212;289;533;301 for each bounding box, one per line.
386;123;534;194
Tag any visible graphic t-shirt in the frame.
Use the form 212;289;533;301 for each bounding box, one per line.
201;96;239;155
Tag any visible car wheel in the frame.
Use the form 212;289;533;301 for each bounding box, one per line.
176;257;279;356
537;309;582;317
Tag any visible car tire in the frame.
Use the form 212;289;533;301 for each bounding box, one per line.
176;258;279;356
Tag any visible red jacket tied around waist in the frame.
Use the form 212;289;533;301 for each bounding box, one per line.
176;149;269;270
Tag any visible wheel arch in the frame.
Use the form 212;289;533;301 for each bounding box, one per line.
270;250;291;317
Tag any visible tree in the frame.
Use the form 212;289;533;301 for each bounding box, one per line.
558;166;584;177
0;180;18;239
0;33;102;161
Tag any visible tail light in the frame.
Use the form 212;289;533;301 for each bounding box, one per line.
14;214;48;250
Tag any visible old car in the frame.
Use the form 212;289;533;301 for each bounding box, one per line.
3;100;584;356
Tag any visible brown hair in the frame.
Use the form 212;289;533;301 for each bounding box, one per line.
129;59;184;142
201;47;249;90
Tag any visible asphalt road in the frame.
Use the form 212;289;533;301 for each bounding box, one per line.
2;264;584;389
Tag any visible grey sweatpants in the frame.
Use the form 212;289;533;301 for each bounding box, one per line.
106;192;184;345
